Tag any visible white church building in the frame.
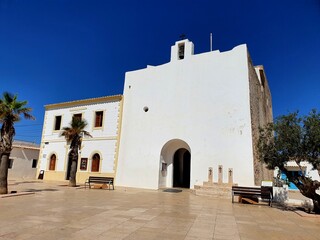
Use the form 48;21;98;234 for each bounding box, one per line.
38;39;273;189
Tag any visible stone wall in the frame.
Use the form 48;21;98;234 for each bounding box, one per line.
248;53;273;185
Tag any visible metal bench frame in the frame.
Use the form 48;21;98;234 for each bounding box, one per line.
85;176;114;190
232;186;273;206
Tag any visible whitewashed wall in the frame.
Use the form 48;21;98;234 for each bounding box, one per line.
116;40;255;189
38;98;120;178
8;143;39;179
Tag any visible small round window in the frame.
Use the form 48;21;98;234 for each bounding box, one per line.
143;106;149;112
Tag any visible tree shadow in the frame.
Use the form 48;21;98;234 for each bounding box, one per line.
24;188;59;192
9;181;42;186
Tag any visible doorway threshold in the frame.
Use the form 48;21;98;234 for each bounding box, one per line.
162;188;183;193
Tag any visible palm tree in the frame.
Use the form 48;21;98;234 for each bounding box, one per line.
0;92;34;194
61;117;91;187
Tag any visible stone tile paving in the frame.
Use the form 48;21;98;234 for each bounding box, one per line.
0;180;319;240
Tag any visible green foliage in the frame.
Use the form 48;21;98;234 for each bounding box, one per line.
0;92;34;123
303;110;320;169
258;110;320;172
61;117;91;149
0;91;34;149
258;110;320;213
0;92;34;194
60;117;91;187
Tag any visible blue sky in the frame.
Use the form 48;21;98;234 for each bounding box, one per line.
0;0;319;144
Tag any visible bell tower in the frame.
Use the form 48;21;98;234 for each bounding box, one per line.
170;39;194;62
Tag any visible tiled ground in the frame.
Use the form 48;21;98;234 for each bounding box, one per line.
0;180;319;240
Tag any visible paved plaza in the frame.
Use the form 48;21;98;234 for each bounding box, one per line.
0;180;319;240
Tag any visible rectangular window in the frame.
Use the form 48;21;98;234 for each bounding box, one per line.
73;113;82;121
8;159;14;169
94;111;104;127
54;116;62;130
32;159;38;168
80;158;88;171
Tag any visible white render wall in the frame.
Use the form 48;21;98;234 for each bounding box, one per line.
116;40;255;189
8;142;39;180
38;99;120;176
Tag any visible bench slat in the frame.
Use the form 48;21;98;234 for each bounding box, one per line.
85;176;114;190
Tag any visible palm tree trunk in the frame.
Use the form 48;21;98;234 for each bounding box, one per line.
68;153;78;187
0;153;9;194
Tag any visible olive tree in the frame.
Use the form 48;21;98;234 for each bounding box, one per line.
258;110;320;213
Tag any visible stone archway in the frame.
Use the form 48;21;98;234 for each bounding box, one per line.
159;139;191;189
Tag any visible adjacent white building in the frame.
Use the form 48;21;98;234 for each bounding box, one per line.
8;141;39;180
37;95;122;183
38;39;274;189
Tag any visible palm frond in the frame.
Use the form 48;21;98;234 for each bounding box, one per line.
60;118;92;144
82;130;92;138
3;92;14;103
0;92;34;123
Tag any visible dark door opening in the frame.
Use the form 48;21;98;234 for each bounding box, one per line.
173;148;190;188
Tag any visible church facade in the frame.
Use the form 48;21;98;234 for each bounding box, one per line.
37;39;273;189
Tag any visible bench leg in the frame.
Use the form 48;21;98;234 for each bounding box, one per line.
108;183;114;190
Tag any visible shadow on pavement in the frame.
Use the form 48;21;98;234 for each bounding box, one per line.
24;188;59;192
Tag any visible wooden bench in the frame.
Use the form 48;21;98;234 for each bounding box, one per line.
85;176;114;190
231;186;273;206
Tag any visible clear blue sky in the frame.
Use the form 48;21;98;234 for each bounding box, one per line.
0;0;319;144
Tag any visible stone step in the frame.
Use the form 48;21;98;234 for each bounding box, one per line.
202;181;233;187
194;189;231;199
194;187;232;194
193;183;233;199
194;184;231;191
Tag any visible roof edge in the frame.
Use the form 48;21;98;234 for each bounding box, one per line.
45;94;123;110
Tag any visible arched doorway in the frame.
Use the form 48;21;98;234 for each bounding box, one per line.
91;153;100;172
159;139;191;189
173;148;191;188
49;154;56;171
